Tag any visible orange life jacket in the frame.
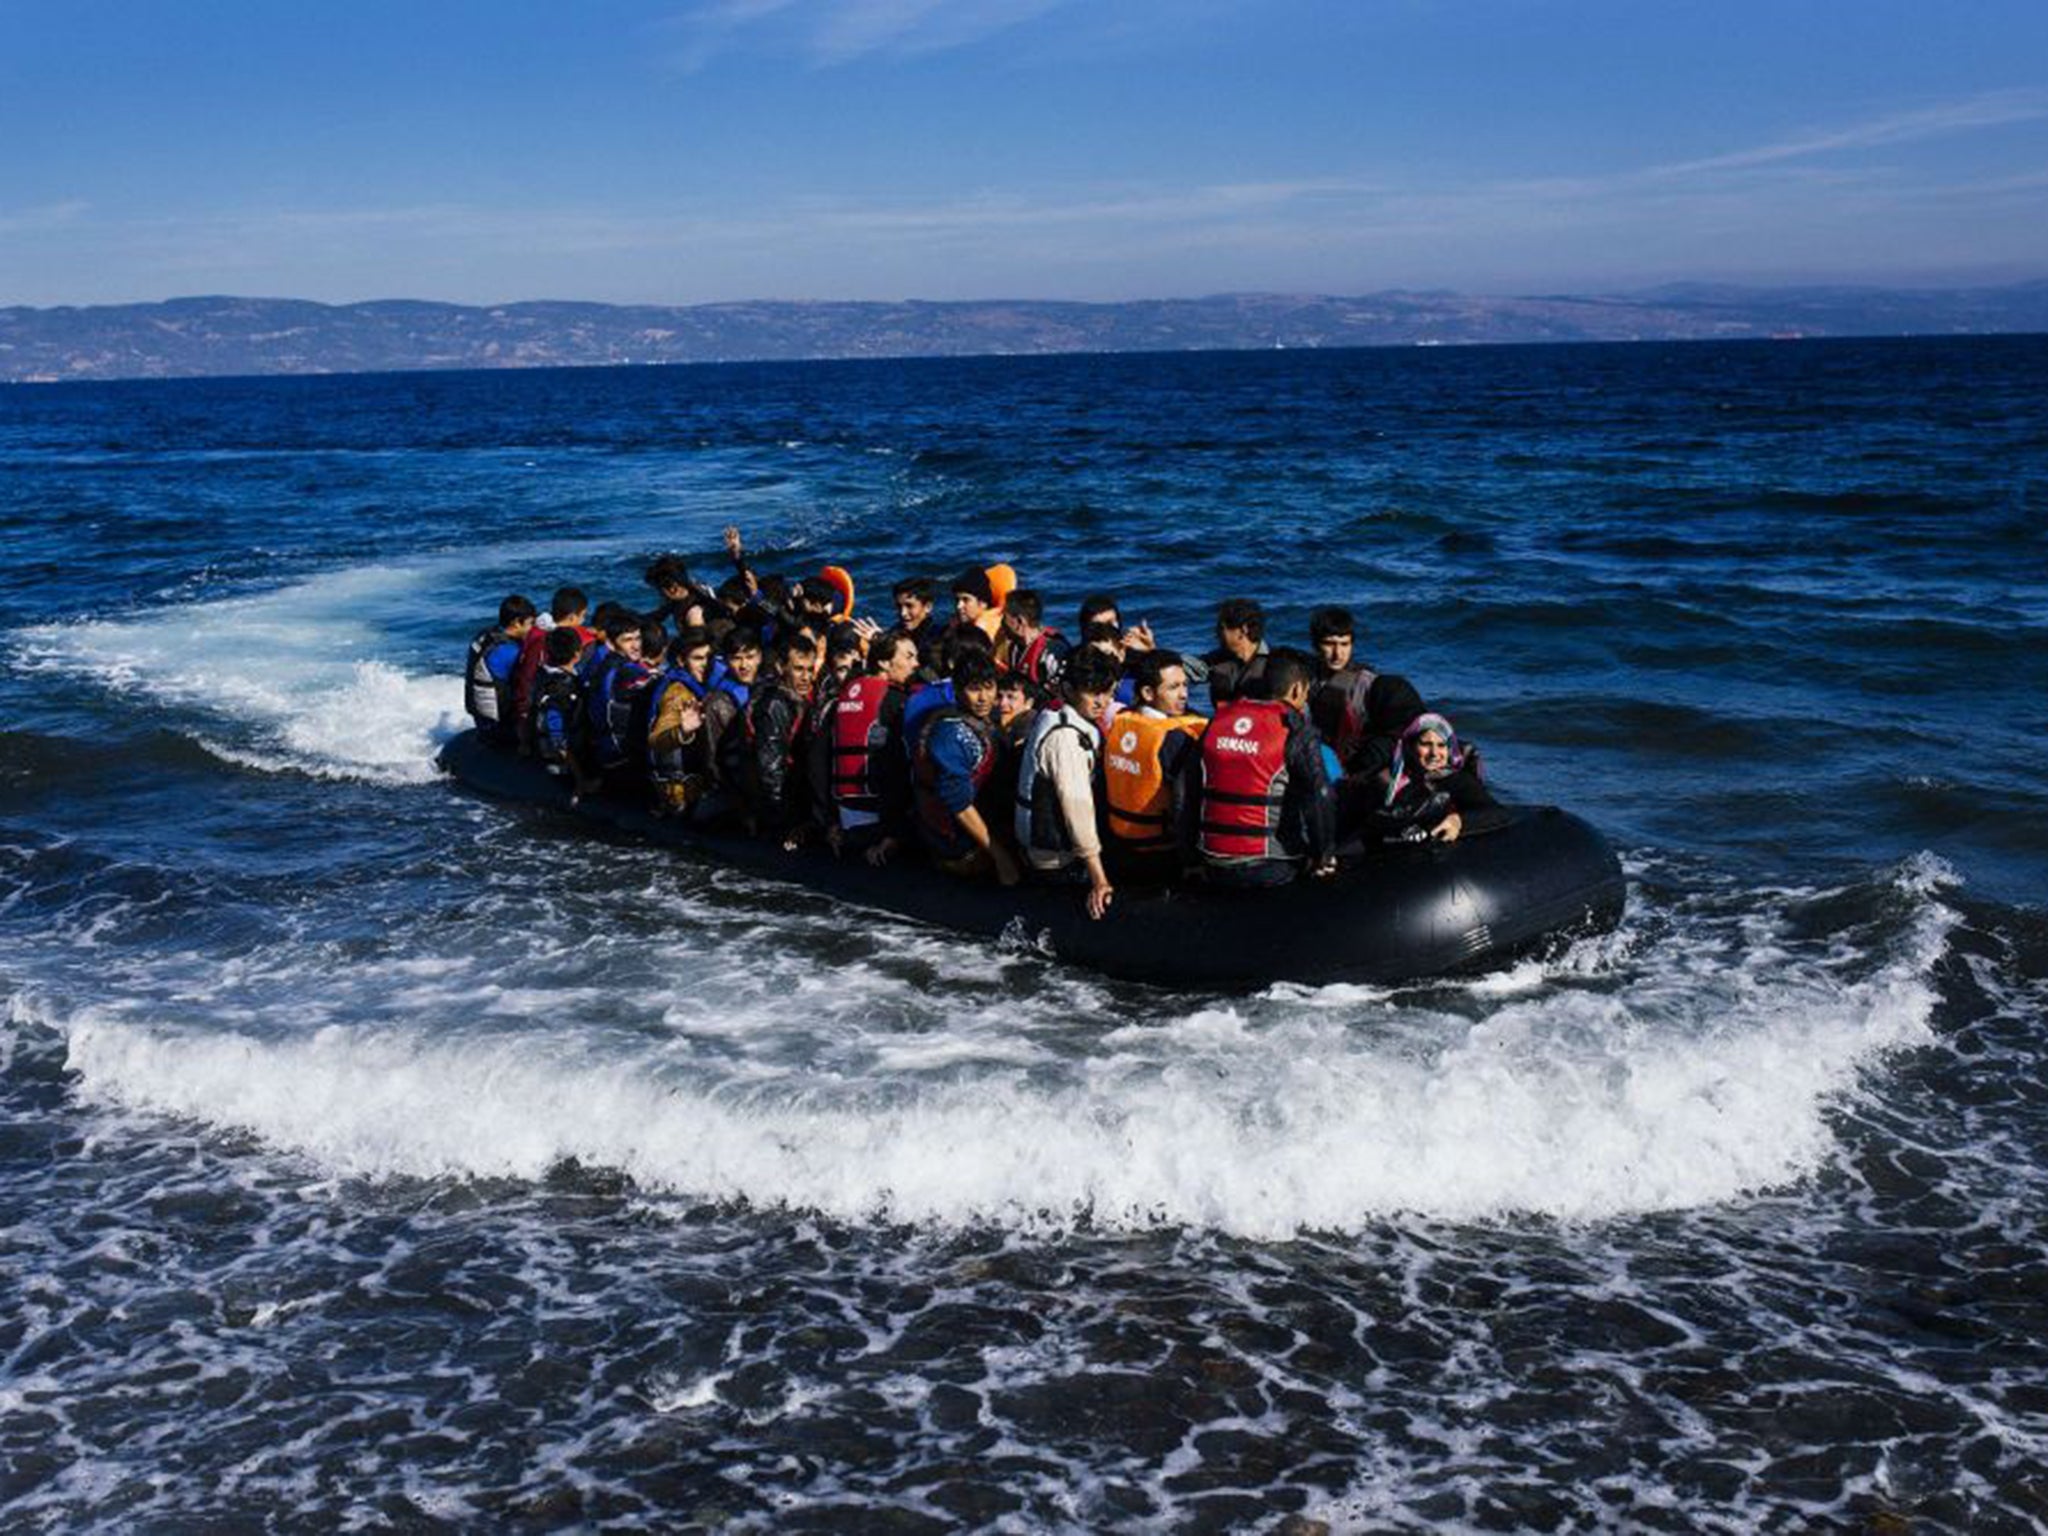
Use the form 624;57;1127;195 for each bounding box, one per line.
1103;712;1205;851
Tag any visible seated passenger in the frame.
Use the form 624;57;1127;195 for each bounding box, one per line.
911;652;1021;885
644;554;716;630
1376;712;1501;844
812;629;919;864
465;595;538;746
743;631;819;845
579;619;659;797
1079;591;1208;685
1203;597;1269;712
527;626;588;786
1080;620;1138;713
703;626;763;800
815;621;865;712
514;586;589;752
990;671;1043;828
645;633;715;817
1101;649;1205;884
892;576;942;671
948;568;1004;645
1306;605;1377;766
1015;646;1122;920
1000;589;1070;693
1193;647;1336;887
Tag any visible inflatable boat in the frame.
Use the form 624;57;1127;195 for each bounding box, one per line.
438;730;1625;989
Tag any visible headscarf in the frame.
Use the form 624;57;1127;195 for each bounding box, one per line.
1384;712;1467;807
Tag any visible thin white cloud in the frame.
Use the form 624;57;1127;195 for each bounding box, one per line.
1647;88;2048;179
661;0;1078;69
0;200;90;236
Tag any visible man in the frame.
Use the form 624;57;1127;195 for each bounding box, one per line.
910;651;1020;885
1203;597;1269;712
644;554;716;630
1307;605;1378;769
949;568;1004;644
1193;647;1337;887
743;631;819;844
644;629;717;817
812;629;919;864
1014;646;1121;920
527;626;588;786
577;615;655;795
514;586;590;751
1101;648;1205;883
893;576;942;668
704;626;764;808
465;595;538;746
1000;588;1070;693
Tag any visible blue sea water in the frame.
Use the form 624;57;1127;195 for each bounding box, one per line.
2;337;2046;1530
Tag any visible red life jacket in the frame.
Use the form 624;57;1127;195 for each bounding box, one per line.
1016;628;1063;688
828;675;895;814
1197;699;1292;861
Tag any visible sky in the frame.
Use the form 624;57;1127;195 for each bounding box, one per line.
2;0;2046;306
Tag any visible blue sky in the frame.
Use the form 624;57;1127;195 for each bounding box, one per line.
3;0;2045;305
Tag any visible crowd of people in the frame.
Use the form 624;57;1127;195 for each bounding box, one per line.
463;528;1500;919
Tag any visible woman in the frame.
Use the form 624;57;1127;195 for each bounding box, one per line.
1378;712;1498;843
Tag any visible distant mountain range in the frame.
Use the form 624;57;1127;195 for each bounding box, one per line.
4;282;2046;382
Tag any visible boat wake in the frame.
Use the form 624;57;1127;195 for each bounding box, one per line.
13;852;1956;1236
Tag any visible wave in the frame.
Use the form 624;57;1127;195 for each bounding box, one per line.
11;562;487;785
23;857;1960;1238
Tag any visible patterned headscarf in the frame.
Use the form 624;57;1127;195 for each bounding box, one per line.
1384;712;1467;806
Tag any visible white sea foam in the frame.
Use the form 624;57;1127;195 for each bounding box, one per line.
17;562;464;784
48;859;1955;1236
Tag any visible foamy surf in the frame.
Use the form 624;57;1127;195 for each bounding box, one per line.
17;563;466;784
43;858;1956;1236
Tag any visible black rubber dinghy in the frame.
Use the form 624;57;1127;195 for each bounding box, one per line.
439;730;1625;990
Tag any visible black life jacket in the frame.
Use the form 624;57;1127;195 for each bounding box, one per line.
465;627;518;736
528;665;581;775
1014;629;1066;690
828;675;898;815
1197;699;1291;862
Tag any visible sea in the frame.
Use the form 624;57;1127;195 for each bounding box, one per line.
2;337;2046;1532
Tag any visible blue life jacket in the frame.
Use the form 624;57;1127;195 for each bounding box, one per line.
710;670;751;711
900;679;955;759
465;627;522;740
584;653;649;769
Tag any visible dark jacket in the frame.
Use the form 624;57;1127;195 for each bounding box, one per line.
744;681;812;833
1203;644;1270;712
